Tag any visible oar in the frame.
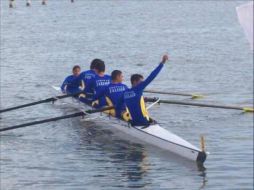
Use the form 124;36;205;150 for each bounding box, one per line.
145;97;253;112
144;90;204;99
0;91;84;113
0;106;114;132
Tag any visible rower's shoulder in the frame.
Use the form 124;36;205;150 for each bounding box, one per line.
65;75;75;80
123;84;129;89
110;83;128;88
80;70;88;74
80;70;95;76
95;74;111;80
124;87;135;93
102;74;111;81
105;74;111;79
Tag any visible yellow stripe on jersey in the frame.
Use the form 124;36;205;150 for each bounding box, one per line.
122;108;131;122
105;96;116;116
140;96;150;121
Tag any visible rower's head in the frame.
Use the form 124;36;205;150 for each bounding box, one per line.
90;59;98;70
93;59;105;75
111;70;123;83
131;74;144;87
72;65;81;76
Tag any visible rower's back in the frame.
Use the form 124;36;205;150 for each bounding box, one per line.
92;74;111;100
78;59;99;95
105;83;128;117
79;69;96;94
91;59;111;108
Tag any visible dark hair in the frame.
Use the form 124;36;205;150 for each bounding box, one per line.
90;59;98;70
72;65;81;71
93;59;105;72
111;70;122;81
130;74;143;85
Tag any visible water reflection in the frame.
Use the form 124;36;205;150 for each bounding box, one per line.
197;163;207;190
110;143;149;188
75;121;150;188
74;119;208;189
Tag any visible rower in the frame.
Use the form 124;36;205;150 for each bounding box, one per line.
102;70;128;117
122;55;169;126
78;59;98;103
91;59;111;108
61;65;82;94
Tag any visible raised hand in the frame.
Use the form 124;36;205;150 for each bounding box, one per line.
161;54;169;64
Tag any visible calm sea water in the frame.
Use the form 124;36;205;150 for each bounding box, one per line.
0;0;253;189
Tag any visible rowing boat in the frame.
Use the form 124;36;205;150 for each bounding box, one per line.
52;86;208;163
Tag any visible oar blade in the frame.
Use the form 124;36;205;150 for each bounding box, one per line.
191;94;205;99
51;86;61;91
243;107;254;112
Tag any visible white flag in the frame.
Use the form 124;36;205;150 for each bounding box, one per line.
236;2;253;50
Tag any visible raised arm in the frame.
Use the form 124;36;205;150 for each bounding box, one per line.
137;55;169;90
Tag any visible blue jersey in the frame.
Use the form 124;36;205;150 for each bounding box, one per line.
79;70;96;95
92;74;111;107
104;83;128;117
61;75;81;94
123;63;164;126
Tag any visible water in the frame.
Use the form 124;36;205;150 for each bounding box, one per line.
0;0;253;189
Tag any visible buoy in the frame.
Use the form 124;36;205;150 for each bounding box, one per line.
71;0;74;2
26;0;31;7
42;0;46;5
9;0;15;8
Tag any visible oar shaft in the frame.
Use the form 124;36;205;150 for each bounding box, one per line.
159;100;243;110
0;92;82;113
144;90;191;96
0;112;85;132
0;98;54;113
0;106;114;132
145;98;253;111
144;90;204;99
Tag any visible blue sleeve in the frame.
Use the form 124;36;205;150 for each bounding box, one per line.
136;63;164;90
61;76;70;92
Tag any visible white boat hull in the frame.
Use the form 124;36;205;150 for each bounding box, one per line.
52;87;207;163
101;118;206;163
